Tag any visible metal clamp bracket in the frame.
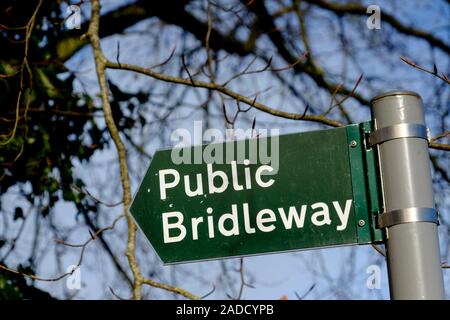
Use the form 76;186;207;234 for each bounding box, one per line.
368;123;429;147
377;207;439;229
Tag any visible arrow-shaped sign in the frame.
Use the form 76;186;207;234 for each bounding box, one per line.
130;122;383;264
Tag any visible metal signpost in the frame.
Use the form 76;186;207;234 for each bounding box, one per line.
370;91;444;299
130;91;445;299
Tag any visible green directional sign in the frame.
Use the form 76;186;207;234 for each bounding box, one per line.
130;122;384;264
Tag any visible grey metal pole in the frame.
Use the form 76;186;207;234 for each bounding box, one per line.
370;91;445;300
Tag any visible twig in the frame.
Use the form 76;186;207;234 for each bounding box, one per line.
0;0;43;146
0;209;123;283
222;52;308;87
0;263;77;282
116;41;122;68
200;284;216;299
232;257;255;300
429;142;450;151
294;283;316;300
270;53;307;72
104;60;342;127
109;286;128;300
400;56;450;85
141;278;200;300
236;258;245;300
70;184;123;207
323;74;363;116
54;213;124;249
181;55;195;85
150;45;176;69
371;244;386;257
431;131;449;143
205;1;215;83
324;83;343;116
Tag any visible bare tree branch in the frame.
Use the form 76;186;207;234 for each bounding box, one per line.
86;0;198;300
400;56;450;85
304;0;450;54
104;61;342;127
